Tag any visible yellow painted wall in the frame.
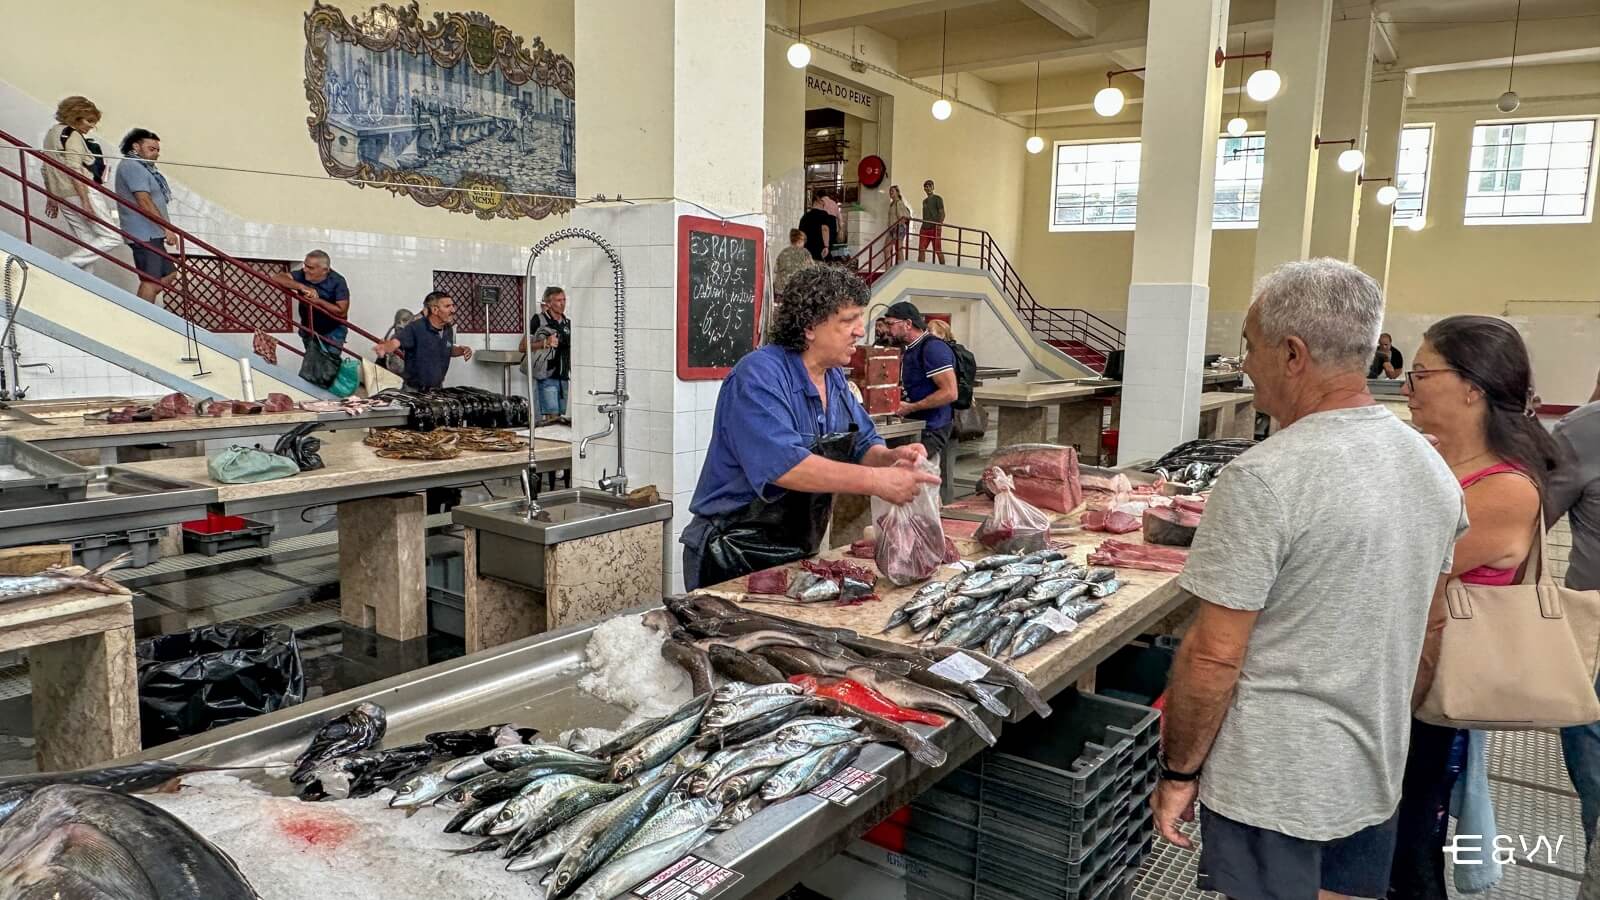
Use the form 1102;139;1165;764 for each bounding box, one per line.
7;0;573;243
1012;64;1600;320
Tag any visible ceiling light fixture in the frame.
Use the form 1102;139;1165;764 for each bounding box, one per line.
1499;0;1523;112
1216;44;1278;103
1026;61;1044;153
1095;65;1144;118
1226;33;1249;136
1316;135;1365;173
1406;216;1426;231
787;0;810;68
932;11;952;120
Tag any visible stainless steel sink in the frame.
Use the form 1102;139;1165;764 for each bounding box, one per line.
453;489;673;590
471;349;525;365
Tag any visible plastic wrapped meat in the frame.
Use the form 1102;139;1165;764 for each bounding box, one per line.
871;460;947;586
980;444;1083;513
975;468;1052;554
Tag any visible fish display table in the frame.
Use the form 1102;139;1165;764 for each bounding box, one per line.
1197;391;1256;440
0;545;139;771
121;433;572;641
3;405;410;454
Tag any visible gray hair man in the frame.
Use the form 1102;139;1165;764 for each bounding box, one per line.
1151;259;1468;900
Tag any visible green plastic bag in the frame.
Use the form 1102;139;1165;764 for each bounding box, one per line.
329;358;360;398
207;446;301;484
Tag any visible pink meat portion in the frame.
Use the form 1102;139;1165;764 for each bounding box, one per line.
152;393;196;420
232;400;264;415
262;393;295;413
1143;506;1201;547
1088;538;1189;573
981;446;1083;512
746;568;790;594
1084;509;1141;534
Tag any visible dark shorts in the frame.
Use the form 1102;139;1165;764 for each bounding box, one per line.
1198;805;1399;900
128;240;175;280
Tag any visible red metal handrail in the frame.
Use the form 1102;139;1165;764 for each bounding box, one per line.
0;128;383;364
849;216;1126;368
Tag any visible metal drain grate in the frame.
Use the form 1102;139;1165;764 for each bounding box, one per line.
0;665;29;703
1131;823;1219;900
1487;730;1577;797
232;599;341;632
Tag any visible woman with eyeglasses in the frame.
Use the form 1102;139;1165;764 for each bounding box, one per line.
1388;315;1563;899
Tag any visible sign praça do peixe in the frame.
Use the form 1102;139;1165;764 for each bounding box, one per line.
805;73;878;122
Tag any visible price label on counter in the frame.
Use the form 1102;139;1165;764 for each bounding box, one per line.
809;766;886;806
928;651;989;685
1035;608;1079;635
628;854;743;900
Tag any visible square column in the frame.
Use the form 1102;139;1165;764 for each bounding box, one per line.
1251;0;1334;284
1308;15;1377;260
567;0;767;595
1119;0;1230;465
1354;73;1411;288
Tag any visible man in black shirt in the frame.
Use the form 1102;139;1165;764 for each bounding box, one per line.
372;291;472;390
797;191;837;261
1368;332;1403;379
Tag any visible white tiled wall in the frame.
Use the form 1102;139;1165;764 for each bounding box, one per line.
0;325;166;399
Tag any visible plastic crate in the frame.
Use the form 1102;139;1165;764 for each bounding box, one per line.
71;526;163;569
978;779;1124;858
903;840;979;899
976;810;1124;894
906;807;980;855
981;690;1161;806
1095;641;1176;707
181;514;273;556
912;785;981;824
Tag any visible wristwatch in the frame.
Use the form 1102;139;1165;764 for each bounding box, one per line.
1159;754;1202;782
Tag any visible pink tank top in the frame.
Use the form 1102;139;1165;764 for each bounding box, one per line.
1458;463;1530;586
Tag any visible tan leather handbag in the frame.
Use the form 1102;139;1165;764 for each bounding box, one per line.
1417;513;1600;730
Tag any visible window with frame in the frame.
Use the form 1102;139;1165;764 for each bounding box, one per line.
1214;134;1266;227
1050;140;1141;231
1392;125;1433;223
1464;118;1597;224
431;270;527;334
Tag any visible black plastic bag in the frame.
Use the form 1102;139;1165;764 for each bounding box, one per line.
298;337;342;388
136;623;305;746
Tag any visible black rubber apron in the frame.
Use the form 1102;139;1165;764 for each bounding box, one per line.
688;426;858;589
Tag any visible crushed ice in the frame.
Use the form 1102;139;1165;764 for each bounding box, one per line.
578;613;693;728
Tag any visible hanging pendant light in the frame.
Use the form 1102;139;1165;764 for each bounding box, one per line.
1246;66;1281;102
932;11;953;120
1498;0;1523;112
1025;61;1044;152
1226;33;1249;136
787;0;811;68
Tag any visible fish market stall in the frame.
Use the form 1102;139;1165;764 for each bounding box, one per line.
117;431;571;641
0;544;138;771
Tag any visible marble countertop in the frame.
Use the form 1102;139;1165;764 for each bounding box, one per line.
708;512;1188;698
0;410;320;443
0;586;134;654
972;381;1113;407
1198;391;1255;411
119;431;571;506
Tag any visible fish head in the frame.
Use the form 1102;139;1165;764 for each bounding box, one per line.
608;757;638;782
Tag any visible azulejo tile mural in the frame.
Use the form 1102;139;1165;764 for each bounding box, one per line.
304;1;576;220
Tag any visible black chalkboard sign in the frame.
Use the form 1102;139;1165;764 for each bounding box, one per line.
676;216;765;380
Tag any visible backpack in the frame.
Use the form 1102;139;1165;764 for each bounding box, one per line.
949;340;978;410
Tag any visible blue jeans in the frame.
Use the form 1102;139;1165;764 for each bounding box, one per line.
1562;672;1600;850
536;378;568;418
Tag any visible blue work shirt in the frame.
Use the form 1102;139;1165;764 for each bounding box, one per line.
901;333;957;431
690;344;885;518
112;158;170;242
292;269;351;338
395;316;455;390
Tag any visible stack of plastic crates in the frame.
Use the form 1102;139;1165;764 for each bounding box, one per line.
901;689;1161;900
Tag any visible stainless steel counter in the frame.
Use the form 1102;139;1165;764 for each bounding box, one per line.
138;580;1190;899
0;466;216;546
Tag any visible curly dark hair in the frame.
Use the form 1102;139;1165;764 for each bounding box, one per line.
767;265;869;352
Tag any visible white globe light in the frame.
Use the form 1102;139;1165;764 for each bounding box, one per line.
1245;67;1281;102
1497;90;1521;113
786;41;811;68
1093;86;1125;117
1025;135;1045;154
1376;185;1399;206
1406;216;1426;231
931;98;953;120
1225;116;1248;137
1337;148;1365;173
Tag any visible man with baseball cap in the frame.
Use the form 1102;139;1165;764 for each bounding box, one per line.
882;301;959;501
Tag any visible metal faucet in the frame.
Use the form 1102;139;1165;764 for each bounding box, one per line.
577;402;619;458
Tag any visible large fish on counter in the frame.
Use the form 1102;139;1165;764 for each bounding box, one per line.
0;784;258;899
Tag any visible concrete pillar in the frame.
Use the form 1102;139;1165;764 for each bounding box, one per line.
1251;0;1334;284
1308;15;1376;260
1354;73;1410;289
568;0;767;594
1118;0;1230;464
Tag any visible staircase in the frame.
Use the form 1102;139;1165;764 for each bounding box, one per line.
0;128;396;398
849;218;1124;374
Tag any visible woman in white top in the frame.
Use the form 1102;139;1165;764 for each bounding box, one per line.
40;96;122;270
887;184;912;265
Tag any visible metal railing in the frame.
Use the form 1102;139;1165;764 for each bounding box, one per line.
0;127;382;364
849;217;1125;368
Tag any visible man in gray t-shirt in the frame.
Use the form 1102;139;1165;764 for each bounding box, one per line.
1153;259;1467;900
